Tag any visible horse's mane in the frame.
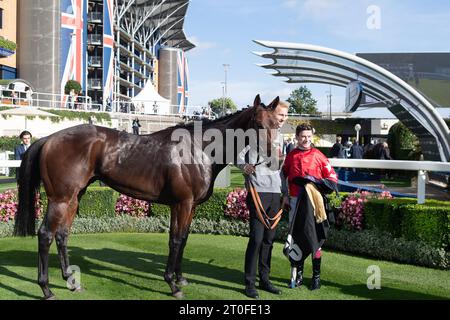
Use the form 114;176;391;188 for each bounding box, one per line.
158;108;249;133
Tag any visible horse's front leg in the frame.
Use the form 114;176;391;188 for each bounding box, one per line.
164;200;194;299
174;206;195;287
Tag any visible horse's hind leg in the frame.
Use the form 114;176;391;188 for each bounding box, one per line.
164;200;194;299
37;216;56;300
38;200;77;300
55;198;80;292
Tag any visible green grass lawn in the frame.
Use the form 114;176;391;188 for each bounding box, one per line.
230;166;245;188
0;233;448;300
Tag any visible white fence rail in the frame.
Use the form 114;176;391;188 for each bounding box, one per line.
0;88;216;119
329;159;449;204
1;158;448;204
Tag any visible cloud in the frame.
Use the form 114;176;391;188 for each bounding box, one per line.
186;36;217;56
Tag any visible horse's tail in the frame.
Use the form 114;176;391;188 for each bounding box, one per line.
14;137;48;237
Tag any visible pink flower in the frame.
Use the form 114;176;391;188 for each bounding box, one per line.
337;190;395;231
115;194;149;218
224;188;249;222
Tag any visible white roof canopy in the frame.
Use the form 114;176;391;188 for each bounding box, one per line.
131;80;171;114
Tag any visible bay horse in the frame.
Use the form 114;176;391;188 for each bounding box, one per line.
14;94;282;300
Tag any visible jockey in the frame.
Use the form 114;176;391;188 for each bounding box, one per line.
281;123;338;290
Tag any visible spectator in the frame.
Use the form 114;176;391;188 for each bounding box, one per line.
12;91;18;106
106;97;112;112
14;131;32;181
350;139;364;172
132;118;141;135
329;136;346;159
26;88;33;107
350;140;364;159
286;138;295;154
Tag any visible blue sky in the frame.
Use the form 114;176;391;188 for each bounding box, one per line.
183;0;450;117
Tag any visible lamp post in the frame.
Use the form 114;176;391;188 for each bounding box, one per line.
222;64;230;116
354;123;361;143
326;85;332;119
223;64;230;97
221;81;225;116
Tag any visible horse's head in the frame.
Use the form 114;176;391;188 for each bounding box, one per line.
252;94;288;131
244;94;289;166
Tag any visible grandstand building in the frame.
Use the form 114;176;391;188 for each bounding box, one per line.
16;0;194;112
0;0;17;79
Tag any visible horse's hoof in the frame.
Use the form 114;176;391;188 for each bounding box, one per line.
71;286;84;293
173;291;185;299
176;277;189;287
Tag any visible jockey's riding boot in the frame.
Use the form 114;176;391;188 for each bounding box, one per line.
288;265;297;288
310;257;321;290
296;260;304;287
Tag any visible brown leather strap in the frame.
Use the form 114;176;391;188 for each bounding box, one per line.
247;181;283;230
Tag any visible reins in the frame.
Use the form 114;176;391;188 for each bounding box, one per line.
246;174;284;230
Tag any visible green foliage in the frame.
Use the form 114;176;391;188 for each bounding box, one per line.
44;109;111;125
40;187;118;218
0;38;17;51
0;107;14;112
288;118;366;136
287;86;319;115
400;205;449;250
208;97;237;115
325;228;448;269
151;188;234;221
195;188;233;220
64;80;82;94
0;136;21;153
387;121;419;160
364;198;449;249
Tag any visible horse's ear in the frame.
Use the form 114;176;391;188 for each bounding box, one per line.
267;96;280;110
253;94;261;107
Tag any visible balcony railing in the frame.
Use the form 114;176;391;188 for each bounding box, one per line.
88;78;102;89
88;12;102;23
88;56;102;67
87;34;102;45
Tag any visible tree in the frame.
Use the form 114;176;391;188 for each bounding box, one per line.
287;86;319;115
387;121;419;160
64;80;82;95
208;97;238;116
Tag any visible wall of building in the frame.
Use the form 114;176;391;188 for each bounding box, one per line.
159;47;178;108
0;0;17;69
17;0;60;93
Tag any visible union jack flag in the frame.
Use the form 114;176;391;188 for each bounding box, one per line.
103;0;114;107
61;0;87;105
177;50;189;113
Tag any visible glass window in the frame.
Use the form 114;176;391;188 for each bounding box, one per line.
0;65;17;80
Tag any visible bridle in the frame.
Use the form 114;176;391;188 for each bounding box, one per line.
245;103;284;230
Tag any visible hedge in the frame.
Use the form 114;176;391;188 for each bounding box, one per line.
364;198;449;249
151;188;233;221
400;205;449;250
40;187;118;218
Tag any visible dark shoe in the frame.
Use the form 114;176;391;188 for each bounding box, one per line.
310;276;321;290
310;257;321;290
260;281;282;295
245;287;259;299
